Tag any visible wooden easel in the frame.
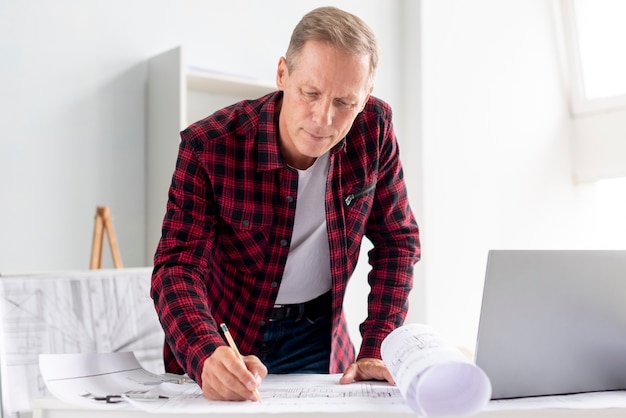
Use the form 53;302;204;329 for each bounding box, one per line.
90;206;123;269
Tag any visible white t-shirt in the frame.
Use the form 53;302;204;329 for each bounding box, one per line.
275;153;332;304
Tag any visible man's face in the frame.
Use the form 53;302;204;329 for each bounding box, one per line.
276;40;373;169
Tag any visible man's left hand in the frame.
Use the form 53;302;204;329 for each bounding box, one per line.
339;357;395;385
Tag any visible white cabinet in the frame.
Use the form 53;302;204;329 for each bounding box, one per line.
146;47;276;263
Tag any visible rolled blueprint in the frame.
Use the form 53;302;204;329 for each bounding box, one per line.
381;323;492;417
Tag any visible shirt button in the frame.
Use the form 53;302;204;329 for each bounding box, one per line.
286;195;294;203
270;281;278;288
242;219;250;227
280;239;289;247
259;320;266;327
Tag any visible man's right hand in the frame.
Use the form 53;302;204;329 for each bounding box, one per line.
200;346;268;401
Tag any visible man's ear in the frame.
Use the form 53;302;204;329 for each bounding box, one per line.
276;57;288;91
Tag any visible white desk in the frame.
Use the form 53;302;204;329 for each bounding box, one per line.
31;397;626;418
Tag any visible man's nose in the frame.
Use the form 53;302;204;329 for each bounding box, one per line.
312;99;333;126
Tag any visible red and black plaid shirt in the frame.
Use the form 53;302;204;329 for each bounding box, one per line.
151;91;420;386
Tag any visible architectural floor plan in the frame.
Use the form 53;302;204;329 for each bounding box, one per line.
0;267;164;418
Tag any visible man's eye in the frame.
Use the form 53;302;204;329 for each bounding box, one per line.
336;100;354;108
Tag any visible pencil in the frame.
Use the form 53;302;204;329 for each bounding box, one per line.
220;323;262;402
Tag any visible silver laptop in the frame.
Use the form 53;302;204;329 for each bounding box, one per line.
475;249;626;399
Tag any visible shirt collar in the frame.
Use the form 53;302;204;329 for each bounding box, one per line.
256;91;347;172
256;91;284;172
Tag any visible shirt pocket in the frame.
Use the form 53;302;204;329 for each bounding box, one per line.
343;181;377;208
217;204;272;275
342;179;377;241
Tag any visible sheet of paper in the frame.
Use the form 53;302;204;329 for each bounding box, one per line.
39;352;186;410
39;352;413;414
126;374;413;414
381;323;492;416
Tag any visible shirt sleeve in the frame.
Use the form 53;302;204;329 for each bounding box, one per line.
357;107;421;360
150;135;226;387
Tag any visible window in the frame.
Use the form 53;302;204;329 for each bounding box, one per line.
560;0;626;115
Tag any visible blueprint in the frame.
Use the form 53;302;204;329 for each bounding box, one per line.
0;268;165;418
381;323;492;416
39;352;413;414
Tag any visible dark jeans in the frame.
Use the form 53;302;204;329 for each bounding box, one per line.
257;308;331;374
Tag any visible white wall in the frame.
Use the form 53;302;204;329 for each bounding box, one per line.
420;0;599;348
0;0;183;272
573;108;626;181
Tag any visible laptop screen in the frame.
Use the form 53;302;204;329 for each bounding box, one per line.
474;250;626;399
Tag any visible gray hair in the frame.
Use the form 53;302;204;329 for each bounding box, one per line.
285;6;380;86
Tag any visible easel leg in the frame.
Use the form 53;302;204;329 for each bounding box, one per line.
101;206;123;268
90;207;104;269
90;206;123;269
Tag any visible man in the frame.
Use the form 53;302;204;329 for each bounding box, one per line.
151;6;420;402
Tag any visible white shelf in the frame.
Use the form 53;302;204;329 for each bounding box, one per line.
187;69;275;97
145;47;276;264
